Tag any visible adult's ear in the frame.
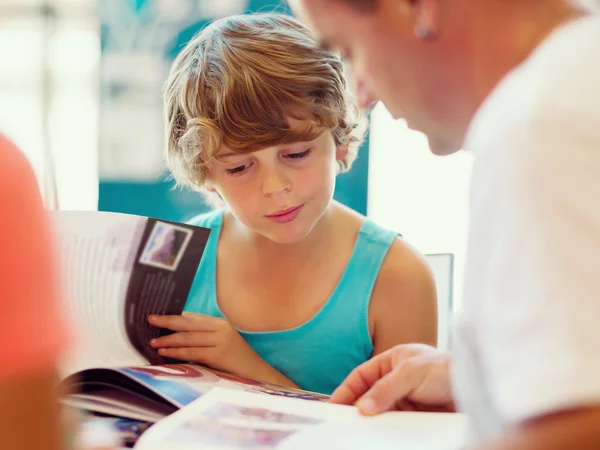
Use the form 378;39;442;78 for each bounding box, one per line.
406;0;441;41
352;78;379;112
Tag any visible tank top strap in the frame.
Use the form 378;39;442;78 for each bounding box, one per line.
184;208;223;315
332;219;399;313
187;208;224;230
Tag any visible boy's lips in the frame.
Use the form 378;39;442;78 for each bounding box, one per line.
265;204;305;223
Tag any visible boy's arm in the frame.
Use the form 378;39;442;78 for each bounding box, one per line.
243;355;301;389
369;238;438;356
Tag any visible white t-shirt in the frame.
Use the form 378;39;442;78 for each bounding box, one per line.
453;14;600;441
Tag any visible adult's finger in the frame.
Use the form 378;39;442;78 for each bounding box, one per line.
330;351;394;406
355;360;425;416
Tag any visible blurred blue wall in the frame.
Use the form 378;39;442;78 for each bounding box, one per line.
98;0;369;222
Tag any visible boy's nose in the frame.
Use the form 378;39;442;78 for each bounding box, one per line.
262;168;291;196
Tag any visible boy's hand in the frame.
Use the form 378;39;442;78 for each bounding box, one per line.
331;344;455;415
147;312;297;388
148;312;261;377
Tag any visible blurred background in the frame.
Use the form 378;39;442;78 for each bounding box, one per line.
1;0;599;313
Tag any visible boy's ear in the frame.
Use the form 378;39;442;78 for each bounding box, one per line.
336;145;349;161
204;179;217;193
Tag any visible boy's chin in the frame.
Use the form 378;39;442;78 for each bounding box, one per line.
264;227;312;245
259;218;317;245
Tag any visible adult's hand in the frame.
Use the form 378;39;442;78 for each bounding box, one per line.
331;344;456;415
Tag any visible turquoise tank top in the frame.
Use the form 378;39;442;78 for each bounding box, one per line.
184;209;398;395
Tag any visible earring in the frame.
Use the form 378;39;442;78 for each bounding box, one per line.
414;23;438;41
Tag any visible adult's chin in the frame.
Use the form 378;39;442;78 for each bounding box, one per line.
425;134;463;156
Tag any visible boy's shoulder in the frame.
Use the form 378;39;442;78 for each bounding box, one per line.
377;237;431;285
333;201;400;244
187;208;224;230
368;229;437;339
336;204;434;308
337;205;436;341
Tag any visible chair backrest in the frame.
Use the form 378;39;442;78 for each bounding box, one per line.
425;253;455;351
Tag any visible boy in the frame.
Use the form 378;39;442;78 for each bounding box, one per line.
149;13;438;395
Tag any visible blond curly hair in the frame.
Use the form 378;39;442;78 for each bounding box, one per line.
163;13;365;195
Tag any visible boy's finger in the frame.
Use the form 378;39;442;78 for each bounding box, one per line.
157;347;207;362
148;314;216;331
181;311;211;319
150;332;214;348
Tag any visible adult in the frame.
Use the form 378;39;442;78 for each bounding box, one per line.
289;0;600;448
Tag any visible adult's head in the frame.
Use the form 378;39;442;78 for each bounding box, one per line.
289;0;584;155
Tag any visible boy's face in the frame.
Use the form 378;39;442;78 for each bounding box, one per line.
289;0;468;156
205;123;344;244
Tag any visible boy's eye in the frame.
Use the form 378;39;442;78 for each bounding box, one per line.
285;149;312;160
226;162;252;175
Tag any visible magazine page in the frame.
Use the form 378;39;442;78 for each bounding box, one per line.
52;211;149;374
134;388;467;450
113;364;329;408
51;211;210;375
279;409;467;450
123;217;210;363
60;364;329;425
62;388;171;423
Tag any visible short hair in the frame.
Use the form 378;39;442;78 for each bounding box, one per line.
164;13;365;194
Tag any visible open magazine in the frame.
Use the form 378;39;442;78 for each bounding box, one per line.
51;210;212;372
61;363;329;424
134;388;467;450
50;212;327;434
52;211;466;449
